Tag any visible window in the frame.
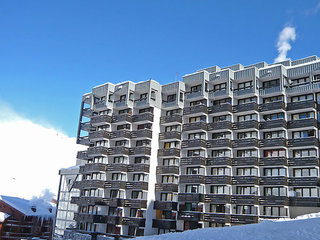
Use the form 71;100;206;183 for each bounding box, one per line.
189;116;206;123
291;77;308;85
211;167;231;176
187;167;205;175
264;131;285;139
237;131;257;139
292;130;315;139
188;132;206;140
119;95;126;102
264;149;286;157
294;188;318;197
139;107;153;113
212;149;231;157
238;81;253;90
291;94;313;102
114;156;128;164
236;205;257;215
262;79;280;89
108;207;119;216
160;193;175;201
188;149;205;157
93;156;107;164
292;112;315;120
136;140;151;147
95;140;107;147
117;124;130;130
190;84;202;92
140;93;148;100
163;158;179;166
131;191;144;199
210;204;229;213
293;149;317;158
236;186;258;195
112;173;126;181
237;167;258;176
133;174;148;182
115;140;128;147
190;99;206;106
119;108;131;114
210;185;230;194
166;109;181;116
213;83;226;92
162;175;178;183
238;97;257;105
264;187;287;196
314;74;320;81
238;114;257;122
237;149;257;157
167;94;176;102
263;112;284;121
110;190;124;198
263;206;287;217
263;95;283;103
137;123;152;130
186;185;203;193
212;98;231;106
164;141;179;149
293;168;318;177
165;125;180;132
180;92;184;102
213;114;231;123
212;132;231;139
135;156;149;164
151;90;156;100
263;168;286;176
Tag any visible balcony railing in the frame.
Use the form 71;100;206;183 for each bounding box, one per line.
183;105;208;115
108;146;130;155
158;148;180;157
259;176;288;185
155;183;179;192
259;86;281;95
204;213;230;223
104;181;126;189
232;103;258;113
156;166;179;174
127;164;150;173
287;118;318;129
232;176;259;185
204;194;230;203
179;175;206;184
106;164;128;172
132;112;154;122
153;201;178;211
87;146;109;156
207;139;232;148
177;212;203;221
285;82;320;94
180;157;206;166
159;131;181;140
207;157;232;166
126;182;148;190
110;130;131;139
79;163;106;174
259;101;285;112
91;115;112;126
208;104;232;114
124;199;147;208
259;196;289;205
130;146;151;155
259;157;288;166
185;90;205;99
289;177;320;187
71;196;104;205
207;121;232;131
289;197;320;207
73;180;105;189
259;138;287;148
152;219;176;229
231;195;259;205
233;120;259;130
287;100;316;111
205;176;232;184
287;137;319;147
183;122;207;131
112;113;132;123
288;157;319;166
208;89;228;98
89;130;111;140
77;151;88;160
160;114;182;124
233;87;255;96
131;129;152;139
178;193;204;202
182;139;207;148
232;138;259;148
230;214;258;224
122;217;146;227
232;157;258;166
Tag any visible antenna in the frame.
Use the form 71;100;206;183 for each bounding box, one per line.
175;72;178;81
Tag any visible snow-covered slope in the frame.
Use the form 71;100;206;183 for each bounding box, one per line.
138;215;320;240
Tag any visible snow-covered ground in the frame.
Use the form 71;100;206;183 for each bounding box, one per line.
138;214;320;240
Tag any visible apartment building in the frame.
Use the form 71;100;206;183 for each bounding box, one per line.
65;55;320;238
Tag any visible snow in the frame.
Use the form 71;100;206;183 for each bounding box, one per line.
0;212;9;222
137;214;320;240
0;195;55;218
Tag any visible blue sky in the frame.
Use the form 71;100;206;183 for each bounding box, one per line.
0;0;320;137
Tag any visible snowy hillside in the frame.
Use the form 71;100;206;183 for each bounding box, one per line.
138;214;320;240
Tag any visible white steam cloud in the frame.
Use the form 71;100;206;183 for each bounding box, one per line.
274;26;296;63
0;100;85;199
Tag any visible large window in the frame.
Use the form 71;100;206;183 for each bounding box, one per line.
292;130;315;139
294;188;318;197
187;167;205;175
293;168;318;177
237;167;258;176
238;97;256;105
264;187;287;196
211;167;231;176
293;149;317;158
212;132;231;139
236;205;257;215
262;79;280;89
210;204;229;213
263;112;284;121
263;168;286;177
263;95;283;103
112;173;126;181
165;125;180;132
162;175;178;183
263;207;287;217
133;173;148;182
188;149;205;157
213;114;231;122
189;116;206;123
237;131;257;139
212;149;231;157
213;83;226;92
186;185;203;194
264;149;286;157
237;149;257;157
264;131;285;139
292;112;315;120
210;185;230;194
291;94;313;102
160;193;175;201
163;158;179;166
236;186;258;195
238;81;253;90
188;132;206;140
238;114;257;122
190;84;202;92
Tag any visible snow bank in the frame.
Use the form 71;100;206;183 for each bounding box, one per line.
138;217;320;240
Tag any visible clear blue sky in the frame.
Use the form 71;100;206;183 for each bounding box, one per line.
0;0;319;136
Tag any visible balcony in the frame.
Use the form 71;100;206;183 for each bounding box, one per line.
134;98;148;108
183;105;208;115
208;104;232;114
209;89;228;98
289;197;320;207
232;176;259;185
232;157;258;166
231;215;258;224
286;82;320;95
177;212;203;221
259;101;285;112
231;195;259;205
287;137;319;147
160;114;182;124
73;180;105;189
287;118;318;129
93;100;107;110
162;100;179;108
124;199;147;208
87;146;109;156
289;177;320;187
104;181;126;189
108;146;130;155
183;122;207;131
259;138;287;148
180;157;206;166
154;201;178;211
80;122;91;131
207;121;232;131
185;90;206;100
122;217;146;227
89;130;111;140
259;86;281;95
259;119;287;129
132;112;154;122
126;182;148;190
204;213;230;223
204;194;231;203
232;139;259;148
131;129;152;139
178;193;204;202
91;115;112;126
207;139;232;148
77;136;90;146
259;157;288;166
259;196;289;205
77;151;88;160
71;196;104;205
102;198;125;207
182;139;207;148
179;175;205;184
260;176;288;185
110;130;131;139
152;219;176;229
287;100;316;111
79;163;106;174
106;164;128;172
207;157;232;166
156;166;179;174
159;131;181;140
127;164;150;173
233;87;255;97
205;176;232;184
112;113;132;123
158;148;180;157
233;120;259;130
155;184;178;192
232;103;258;113
94;215;122;225
82;108;92;118
288;157;319;166
130;146;151;155
114;99;133;109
